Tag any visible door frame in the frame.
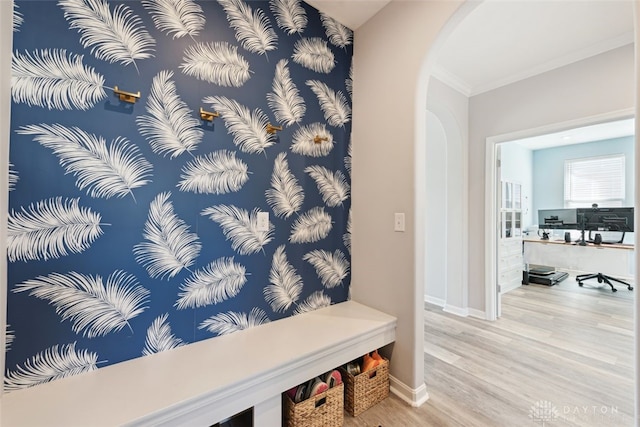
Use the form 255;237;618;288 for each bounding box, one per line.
484;108;635;320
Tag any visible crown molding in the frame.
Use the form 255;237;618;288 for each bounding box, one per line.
430;64;472;97
468;32;634;97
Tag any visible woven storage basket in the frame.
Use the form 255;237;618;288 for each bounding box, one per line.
283;382;344;427
340;358;389;416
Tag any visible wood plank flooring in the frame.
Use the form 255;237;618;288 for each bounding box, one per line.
343;277;634;426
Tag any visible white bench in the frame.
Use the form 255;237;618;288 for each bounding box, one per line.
1;301;396;426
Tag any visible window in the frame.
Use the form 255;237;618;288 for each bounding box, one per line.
564;154;625;208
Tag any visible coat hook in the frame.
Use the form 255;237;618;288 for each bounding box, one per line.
266;123;283;134
113;86;140;104
314;135;328;144
199;107;219;122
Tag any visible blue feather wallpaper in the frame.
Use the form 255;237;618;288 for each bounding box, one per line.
7;0;352;391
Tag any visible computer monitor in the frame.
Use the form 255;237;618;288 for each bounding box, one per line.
577;206;634;232
538;208;578;229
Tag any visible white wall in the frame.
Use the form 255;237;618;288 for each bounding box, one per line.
468;44;635;311
352;0;465;400
426;77;469;313
424;111;447;304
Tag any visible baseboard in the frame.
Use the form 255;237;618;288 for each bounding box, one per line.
389;375;429;407
500;282;521;294
424;295;445;307
468;308;486;319
443;304;468;317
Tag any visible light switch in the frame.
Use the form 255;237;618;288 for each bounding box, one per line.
394;213;405;232
257;211;270;231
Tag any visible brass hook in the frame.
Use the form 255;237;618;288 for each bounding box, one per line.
113;86;140;104
314;135;329;144
199;107;219;122
266;123;283;134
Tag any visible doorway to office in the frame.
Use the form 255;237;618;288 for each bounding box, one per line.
486;113;636;317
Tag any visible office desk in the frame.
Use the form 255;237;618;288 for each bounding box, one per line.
523;237;635;281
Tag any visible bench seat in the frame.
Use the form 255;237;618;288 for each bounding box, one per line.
1;300;396;427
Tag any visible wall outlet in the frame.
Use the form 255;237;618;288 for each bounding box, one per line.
394;213;405;232
257;211;270;231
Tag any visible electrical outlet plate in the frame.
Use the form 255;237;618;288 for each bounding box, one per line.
394;213;405;232
257;211;270;231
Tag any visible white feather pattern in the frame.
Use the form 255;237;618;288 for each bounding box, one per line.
134;192;202;280
4;343;98;392
290;122;334;157
305;165;349;207
264;245;302;313
17;123;153;200
289;206;332;244
305;80;351;127
180;42;251;87
291;37;335;74
344;137;352;175
8;163;18;191
59;0;155;68
293;291;331;315
267;59;305;127
178;150;249;195
303;249;349;288
265;152;304;219
13;4;23;32
217;0;277;56
201;205;273;255
137;70;203;158
203;96;275;154
5;325;14;352
269;0;307;35
176;257;248;309
13;270;150;338
142;313;185;355
346;62;353;99
320;12;353;48
11;49;107;110
198;307;270;336
343;208;351;254
7;197;103;263
142;0;205;39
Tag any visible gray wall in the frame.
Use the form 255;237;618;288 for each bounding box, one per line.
469;44;635;311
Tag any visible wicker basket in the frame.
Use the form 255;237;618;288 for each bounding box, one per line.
283;382;344;427
340;358;390;416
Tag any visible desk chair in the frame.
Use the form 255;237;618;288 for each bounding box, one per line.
576;272;633;292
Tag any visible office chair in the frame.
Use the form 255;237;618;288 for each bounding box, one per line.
576;272;633;292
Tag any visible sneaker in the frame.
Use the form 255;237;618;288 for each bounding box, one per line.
305;377;329;400
323;370;342;388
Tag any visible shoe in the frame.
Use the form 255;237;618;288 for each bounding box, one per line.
305;378;328;400
323;370;342;387
345;361;360;376
294;382;308;403
362;353;379;372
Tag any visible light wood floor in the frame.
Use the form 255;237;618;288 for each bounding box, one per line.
344;277;635;426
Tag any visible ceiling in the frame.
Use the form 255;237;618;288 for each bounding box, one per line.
306;0;636;148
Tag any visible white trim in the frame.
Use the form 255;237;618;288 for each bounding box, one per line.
424;295;446;307
468;308;486;319
484;109;635;322
471;33;634;96
500;282;522;294
389;375;429;408
443;304;469;317
431;64;472;97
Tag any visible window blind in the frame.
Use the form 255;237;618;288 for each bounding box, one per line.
564;154;625;208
